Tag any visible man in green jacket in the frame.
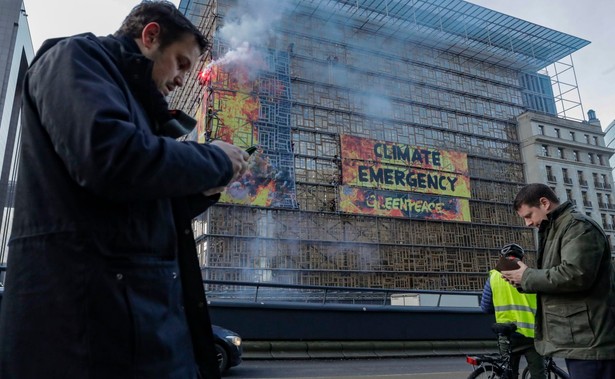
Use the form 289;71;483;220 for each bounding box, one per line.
502;183;615;379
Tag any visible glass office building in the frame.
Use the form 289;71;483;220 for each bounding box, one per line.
169;0;590;291
0;0;34;263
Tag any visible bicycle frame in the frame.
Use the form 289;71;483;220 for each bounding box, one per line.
520;356;570;379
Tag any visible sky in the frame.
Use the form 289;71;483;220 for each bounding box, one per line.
22;0;615;128
23;0;180;48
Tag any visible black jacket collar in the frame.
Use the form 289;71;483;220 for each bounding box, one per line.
100;35;173;130
540;201;573;233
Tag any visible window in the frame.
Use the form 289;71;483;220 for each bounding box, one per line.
547;166;555;182
583;191;592;207
598;154;604;165
538;125;545;135
588;153;595;164
566;188;572;200
585;134;590;143
599;194;608;209
542;145;549;156
562;168;571;184
570;131;576;141
557;147;564;159
554;128;560;138
578;171;587;186
573;150;579;161
593;136;598;145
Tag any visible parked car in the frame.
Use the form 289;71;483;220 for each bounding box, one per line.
212;324;242;373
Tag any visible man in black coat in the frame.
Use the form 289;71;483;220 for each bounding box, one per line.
0;1;248;378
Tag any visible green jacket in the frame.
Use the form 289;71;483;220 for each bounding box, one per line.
521;201;615;359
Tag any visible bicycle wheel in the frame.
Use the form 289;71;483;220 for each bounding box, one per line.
468;364;501;379
521;365;569;379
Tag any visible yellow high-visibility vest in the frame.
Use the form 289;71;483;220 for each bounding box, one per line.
489;270;537;338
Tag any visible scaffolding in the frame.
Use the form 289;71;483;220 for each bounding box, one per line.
542;55;586;122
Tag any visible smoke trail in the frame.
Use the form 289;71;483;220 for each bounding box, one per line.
206;0;292;71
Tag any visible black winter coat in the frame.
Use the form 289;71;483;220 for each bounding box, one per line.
0;33;232;379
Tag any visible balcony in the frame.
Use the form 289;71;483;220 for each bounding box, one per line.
547;175;557;183
599;202;608;209
579;180;588;187
563;177;573;185
605;183;612;190
570;199;577;205
595;182;604;189
609;204;615;210
583;201;593;208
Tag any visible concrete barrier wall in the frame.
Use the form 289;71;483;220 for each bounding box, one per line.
208;301;494;341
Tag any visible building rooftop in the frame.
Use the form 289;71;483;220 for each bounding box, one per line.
178;0;589;71
295;0;590;72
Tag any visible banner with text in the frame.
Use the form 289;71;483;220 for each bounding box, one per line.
339;135;471;221
339;186;471;221
342;159;471;198
341;135;468;175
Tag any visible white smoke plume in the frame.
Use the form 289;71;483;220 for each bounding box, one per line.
207;0;292;70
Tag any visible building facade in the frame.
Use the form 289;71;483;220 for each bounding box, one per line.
518;110;615;253
604;119;615;185
168;0;591;291
0;0;34;263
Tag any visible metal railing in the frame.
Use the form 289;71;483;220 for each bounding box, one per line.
204;279;482;308
0;266;482;308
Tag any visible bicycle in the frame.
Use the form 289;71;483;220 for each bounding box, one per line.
465;322;569;379
521;356;569;379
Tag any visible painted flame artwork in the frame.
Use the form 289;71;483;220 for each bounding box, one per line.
197;52;296;208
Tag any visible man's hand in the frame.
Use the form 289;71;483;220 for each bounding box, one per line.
211;140;250;182
202;186;226;197
501;260;528;288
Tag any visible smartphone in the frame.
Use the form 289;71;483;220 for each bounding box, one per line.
495;257;520;272
246;146;258;155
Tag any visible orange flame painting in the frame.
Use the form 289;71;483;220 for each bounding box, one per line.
196;50;296;208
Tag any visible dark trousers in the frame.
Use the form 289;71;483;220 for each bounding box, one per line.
566;359;615;379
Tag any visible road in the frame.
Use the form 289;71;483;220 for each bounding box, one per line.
224;356;477;379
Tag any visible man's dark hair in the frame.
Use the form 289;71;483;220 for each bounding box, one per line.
513;183;560;211
115;0;208;54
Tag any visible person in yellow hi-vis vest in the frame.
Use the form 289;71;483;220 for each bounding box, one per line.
480;243;546;378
